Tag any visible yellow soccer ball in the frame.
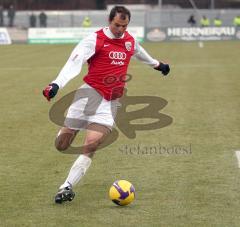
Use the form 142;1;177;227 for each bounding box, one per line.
109;180;135;206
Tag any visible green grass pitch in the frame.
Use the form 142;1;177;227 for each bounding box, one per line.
0;41;240;226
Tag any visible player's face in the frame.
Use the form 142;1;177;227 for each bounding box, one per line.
109;13;129;38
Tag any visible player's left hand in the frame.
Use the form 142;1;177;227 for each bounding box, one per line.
154;62;170;76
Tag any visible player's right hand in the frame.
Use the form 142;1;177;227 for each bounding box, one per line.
43;83;59;101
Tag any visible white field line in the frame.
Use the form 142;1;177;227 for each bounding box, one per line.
235;151;240;168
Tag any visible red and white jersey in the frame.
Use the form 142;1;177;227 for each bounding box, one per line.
52;27;159;100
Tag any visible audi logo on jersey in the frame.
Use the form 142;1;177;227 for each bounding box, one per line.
109;51;127;60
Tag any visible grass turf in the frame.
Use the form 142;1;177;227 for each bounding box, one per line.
0;41;240;226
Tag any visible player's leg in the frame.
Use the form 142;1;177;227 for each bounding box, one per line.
55;86;117;203
54;127;79;203
55;127;79;151
59;123;110;187
55;123;110;204
82;123;111;157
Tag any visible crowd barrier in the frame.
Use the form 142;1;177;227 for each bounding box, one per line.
1;26;240;44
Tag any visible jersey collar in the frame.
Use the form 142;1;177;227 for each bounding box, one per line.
103;27;125;39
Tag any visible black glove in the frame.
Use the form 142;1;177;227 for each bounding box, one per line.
43;83;59;101
154;62;170;76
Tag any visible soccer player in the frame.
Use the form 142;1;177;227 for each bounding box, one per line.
43;6;170;204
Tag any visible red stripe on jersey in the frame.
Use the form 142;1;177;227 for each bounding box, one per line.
84;29;135;100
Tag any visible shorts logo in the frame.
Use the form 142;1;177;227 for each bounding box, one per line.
109;51;127;60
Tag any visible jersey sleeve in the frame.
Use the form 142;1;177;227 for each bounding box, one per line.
52;33;97;88
133;39;159;68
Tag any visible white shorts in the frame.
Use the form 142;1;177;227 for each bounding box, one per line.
64;83;120;130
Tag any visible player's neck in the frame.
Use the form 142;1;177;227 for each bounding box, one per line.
103;27;125;39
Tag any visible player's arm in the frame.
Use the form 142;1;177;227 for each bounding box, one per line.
133;41;170;76
43;33;97;101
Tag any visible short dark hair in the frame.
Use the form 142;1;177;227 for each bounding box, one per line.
109;6;131;22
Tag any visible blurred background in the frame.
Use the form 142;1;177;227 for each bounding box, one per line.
1;0;240;10
0;0;240;43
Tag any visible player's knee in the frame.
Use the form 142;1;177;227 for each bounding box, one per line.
55;142;68;151
85;142;98;153
55;133;74;151
55;137;70;151
55;129;77;151
84;138;101;153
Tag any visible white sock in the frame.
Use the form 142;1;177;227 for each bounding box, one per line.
59;155;92;189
